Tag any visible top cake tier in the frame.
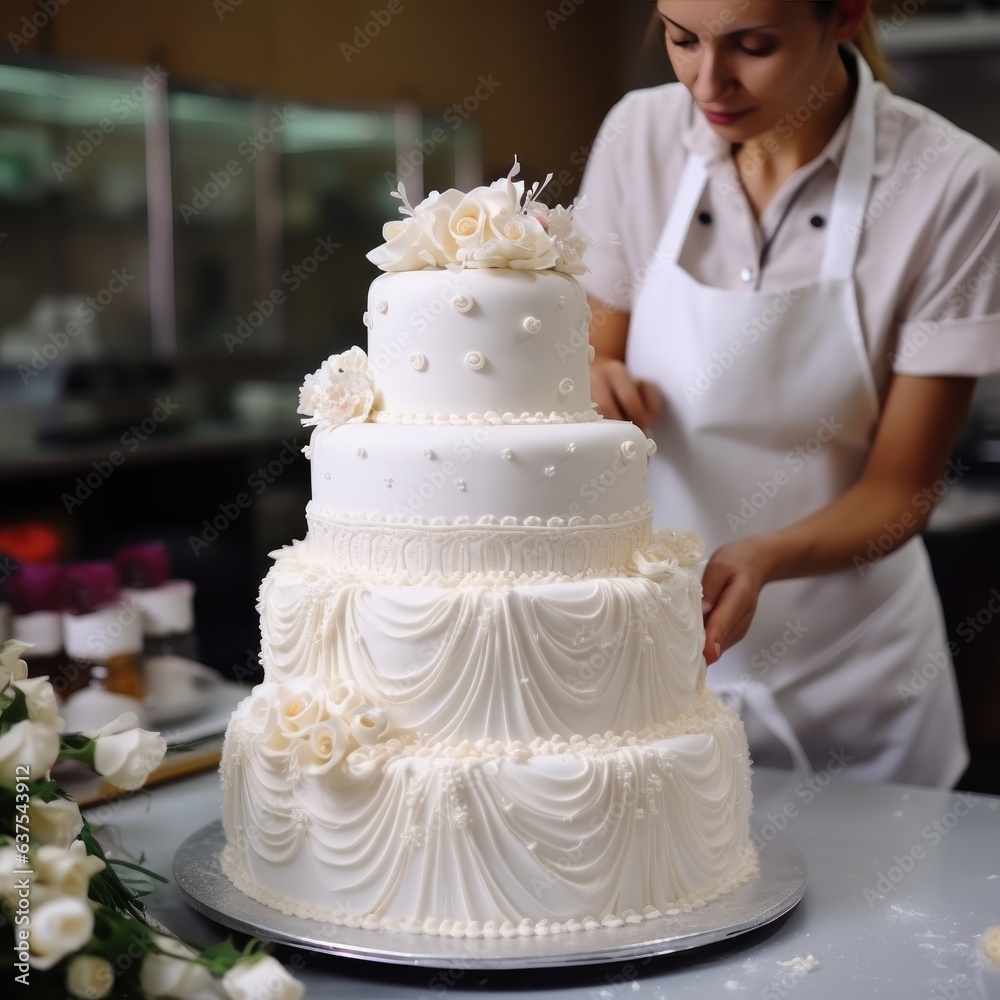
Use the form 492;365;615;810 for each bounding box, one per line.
365;268;595;424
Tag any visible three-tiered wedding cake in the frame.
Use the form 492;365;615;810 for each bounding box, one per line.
220;166;757;938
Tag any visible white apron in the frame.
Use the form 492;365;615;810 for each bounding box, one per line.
627;51;968;787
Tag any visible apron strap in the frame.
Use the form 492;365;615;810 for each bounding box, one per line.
820;45;877;282
716;683;814;775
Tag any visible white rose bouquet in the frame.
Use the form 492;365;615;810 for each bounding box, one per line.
0;640;304;999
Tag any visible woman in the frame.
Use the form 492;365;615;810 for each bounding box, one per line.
577;0;1000;786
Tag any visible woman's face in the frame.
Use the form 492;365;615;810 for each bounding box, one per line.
656;1;846;142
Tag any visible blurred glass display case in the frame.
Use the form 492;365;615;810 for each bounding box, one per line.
0;57;482;439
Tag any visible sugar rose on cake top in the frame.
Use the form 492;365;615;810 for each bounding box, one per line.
366;158;589;274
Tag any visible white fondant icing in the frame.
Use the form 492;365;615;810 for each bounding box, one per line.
465;351;486;371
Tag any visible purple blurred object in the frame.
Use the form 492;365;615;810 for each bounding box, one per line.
116;540;171;589
7;562;64;614
62;562;120;615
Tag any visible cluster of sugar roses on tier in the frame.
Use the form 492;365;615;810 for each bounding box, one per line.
630;529;706;578
240;678;391;775
0;640;304;1000
366;157;590;274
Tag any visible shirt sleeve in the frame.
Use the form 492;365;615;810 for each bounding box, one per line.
892;147;1000;377
574;93;641;314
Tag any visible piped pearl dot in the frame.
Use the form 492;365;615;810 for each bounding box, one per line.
647;438;658;456
384;477;393;487
362;311;372;328
558;378;575;396
375;299;388;313
452;293;474;313
465;351;486;371
424;449;436;459
324;472;331;480
566;443;576;454
588;345;596;363
357;448;367;458
455;479;467;491
557;295;566;308
544;466;555;478
409;352;427;371
621;441;638;461
523;316;542;335
501;447;512;460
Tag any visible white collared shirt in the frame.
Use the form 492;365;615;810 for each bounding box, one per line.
576;53;1000;398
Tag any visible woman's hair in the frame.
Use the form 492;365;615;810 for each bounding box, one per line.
815;1;893;85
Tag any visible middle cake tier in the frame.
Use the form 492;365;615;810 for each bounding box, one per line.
258;543;706;745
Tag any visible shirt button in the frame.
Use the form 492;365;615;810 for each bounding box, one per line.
697;211;713;225
810;215;825;228
740;267;756;283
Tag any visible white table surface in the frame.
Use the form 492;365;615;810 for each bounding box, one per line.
87;767;1000;999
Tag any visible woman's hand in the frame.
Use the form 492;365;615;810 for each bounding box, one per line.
700;537;773;666
591;356;663;431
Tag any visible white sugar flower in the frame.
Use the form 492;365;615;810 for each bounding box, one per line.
29;893;95;970
294;716;349;775
298;347;374;431
349;704;391;746
0;719;60;782
30;796;84;848
88;712;167;791
221;955;305;1000
66;954;115;999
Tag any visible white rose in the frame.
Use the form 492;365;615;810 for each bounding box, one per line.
89;713;167;791
66;954;116;999
327;679;363;717
366;216;438;271
34;840;105;897
0;844;26;904
349;704;390;746
242;690;277;737
485;213;558;270
411;188;464;265
0;719;60;782
30;796;84;848
293;716;349;775
221;955;304;1000
276;681;328;738
0;639;30;686
28;894;95;970
12;676;63;731
140;935;218;1000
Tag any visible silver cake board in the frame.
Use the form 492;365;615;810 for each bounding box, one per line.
173;820;806;970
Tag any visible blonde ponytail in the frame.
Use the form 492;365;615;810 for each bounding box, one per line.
852;10;894;86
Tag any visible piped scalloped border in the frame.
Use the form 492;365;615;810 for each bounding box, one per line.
370;408;600;426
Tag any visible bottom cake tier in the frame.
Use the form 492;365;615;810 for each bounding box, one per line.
220;690;757;937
